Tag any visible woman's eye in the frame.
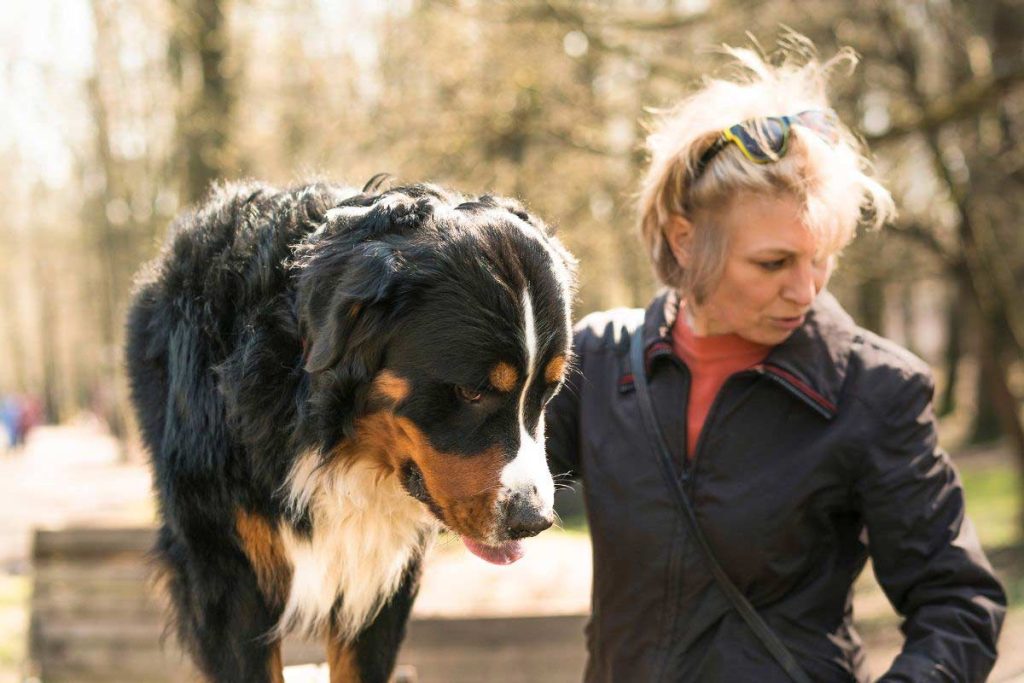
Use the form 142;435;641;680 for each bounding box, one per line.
757;258;787;271
455;385;483;403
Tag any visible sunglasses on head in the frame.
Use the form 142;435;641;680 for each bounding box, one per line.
692;109;841;181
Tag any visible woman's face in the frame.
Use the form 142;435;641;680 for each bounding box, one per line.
668;193;833;345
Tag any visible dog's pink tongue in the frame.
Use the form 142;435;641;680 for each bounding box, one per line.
461;536;525;565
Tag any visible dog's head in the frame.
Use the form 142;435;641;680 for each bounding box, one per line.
293;183;576;564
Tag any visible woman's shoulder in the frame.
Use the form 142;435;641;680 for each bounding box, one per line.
844;324;936;417
853;327;932;378
810;292;933;388
799;292;935;418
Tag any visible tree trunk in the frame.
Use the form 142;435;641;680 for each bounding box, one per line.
86;0;129;448
857;276;885;335
937;276;965;417
0;261;28;394
899;281;918;357
974;306;1024;529
31;244;61;423
172;0;236;205
970;330;1005;444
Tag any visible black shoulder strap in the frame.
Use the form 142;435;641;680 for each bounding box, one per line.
629;326;813;683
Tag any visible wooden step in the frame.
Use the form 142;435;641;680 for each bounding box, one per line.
29;527;587;682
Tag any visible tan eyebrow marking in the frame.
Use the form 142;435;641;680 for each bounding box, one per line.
372;370;411;404
544;355;566;384
489;362;519;392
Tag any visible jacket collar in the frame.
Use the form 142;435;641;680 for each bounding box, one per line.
640;289;856;419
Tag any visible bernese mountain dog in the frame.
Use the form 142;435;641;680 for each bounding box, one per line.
124;177;576;683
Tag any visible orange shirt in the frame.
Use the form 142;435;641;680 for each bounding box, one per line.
671;310;772;458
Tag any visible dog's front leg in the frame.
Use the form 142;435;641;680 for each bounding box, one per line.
326;637;362;683
325;555;422;683
267;642;285;683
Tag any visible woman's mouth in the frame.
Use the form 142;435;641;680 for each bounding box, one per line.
769;314;805;331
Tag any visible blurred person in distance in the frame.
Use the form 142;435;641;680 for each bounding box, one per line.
18;394;42;446
1;394;23;451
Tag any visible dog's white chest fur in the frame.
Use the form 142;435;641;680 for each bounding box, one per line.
278;455;439;640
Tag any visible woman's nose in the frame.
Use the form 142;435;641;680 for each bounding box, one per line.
782;261;818;307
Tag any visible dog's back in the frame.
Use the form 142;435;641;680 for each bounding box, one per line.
125;182;356;680
126;181;349;489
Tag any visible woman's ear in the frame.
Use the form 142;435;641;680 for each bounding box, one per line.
665;214;694;269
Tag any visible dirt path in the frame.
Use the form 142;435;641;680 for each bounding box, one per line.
0;422;154;572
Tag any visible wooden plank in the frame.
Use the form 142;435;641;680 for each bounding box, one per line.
398;615;587;683
30;595;159;621
406;614;585;647
32;527;156;560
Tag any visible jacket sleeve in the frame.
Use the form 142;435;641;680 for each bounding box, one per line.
856;369;1006;682
544;324;589;480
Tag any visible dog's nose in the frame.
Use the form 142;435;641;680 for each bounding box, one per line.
505;492;554;540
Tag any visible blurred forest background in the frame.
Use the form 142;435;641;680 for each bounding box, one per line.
1;1;1024;679
0;0;1022;525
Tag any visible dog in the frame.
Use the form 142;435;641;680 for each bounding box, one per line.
125;177;576;682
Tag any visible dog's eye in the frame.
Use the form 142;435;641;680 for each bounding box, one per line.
455;385;483;403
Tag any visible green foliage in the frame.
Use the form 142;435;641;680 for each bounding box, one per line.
961;457;1023;549
0;576;28;671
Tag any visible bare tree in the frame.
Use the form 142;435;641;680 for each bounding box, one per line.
169;0;237;205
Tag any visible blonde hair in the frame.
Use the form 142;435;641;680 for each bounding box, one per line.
638;39;896;302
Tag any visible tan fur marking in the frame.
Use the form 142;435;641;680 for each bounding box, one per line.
343;412;407;474
327;632;362;683
416;445;505;541
545;355;567;384
268;642;285;683
235;509;292;607
371;370;411;404
345;412;505;541
489;361;519;392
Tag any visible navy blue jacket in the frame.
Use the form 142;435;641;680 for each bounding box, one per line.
546;289;1005;682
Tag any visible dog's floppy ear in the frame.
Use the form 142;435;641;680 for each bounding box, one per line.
296;192;444;374
298;239;403;375
296;236;405;452
295;194;441;450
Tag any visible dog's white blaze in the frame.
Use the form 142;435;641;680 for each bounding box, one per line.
498;225;573;512
499;290;555;511
502;417;554;511
507;216;574;347
278;452;439;641
521;289;538;379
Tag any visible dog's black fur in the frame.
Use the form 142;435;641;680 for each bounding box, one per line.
125;178;575;682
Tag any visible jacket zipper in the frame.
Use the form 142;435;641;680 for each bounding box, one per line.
684;368;761;495
683;364;836;495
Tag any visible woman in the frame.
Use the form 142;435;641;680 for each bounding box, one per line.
545;45;1006;682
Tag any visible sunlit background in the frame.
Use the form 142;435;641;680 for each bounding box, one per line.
1;0;1022;681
